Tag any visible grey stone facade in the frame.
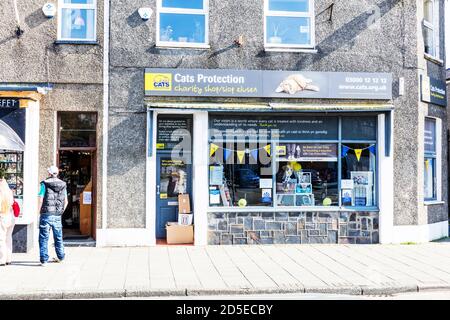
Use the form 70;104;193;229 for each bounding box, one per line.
0;1;104;250
208;211;379;245
107;0;447;240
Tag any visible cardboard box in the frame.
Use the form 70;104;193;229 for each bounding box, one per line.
178;213;193;225
166;222;194;244
178;194;191;214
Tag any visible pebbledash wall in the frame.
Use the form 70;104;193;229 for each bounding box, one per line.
0;1;104;251
100;0;448;246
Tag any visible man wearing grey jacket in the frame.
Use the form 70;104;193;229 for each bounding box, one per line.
38;166;68;266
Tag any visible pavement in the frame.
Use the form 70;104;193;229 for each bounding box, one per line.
3;243;450;299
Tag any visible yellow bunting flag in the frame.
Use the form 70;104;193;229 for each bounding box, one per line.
425;159;430;170
210;143;219;157
237;150;245;164
354;149;362;162
264;144;271;156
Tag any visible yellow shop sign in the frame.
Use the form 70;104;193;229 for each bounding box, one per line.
145;73;172;91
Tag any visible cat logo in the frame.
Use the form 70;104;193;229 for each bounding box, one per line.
145;73;172;91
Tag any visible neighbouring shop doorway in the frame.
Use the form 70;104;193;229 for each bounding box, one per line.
155;114;193;241
57;112;97;243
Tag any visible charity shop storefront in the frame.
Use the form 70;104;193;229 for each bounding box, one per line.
144;68;394;245
0;89;43;252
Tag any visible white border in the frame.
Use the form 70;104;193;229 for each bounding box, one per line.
57;0;97;42
391;220;448;243
423;0;440;60
101;0;109;231
378;112;395;244
96;228;153;247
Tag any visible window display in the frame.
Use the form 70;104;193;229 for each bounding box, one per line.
275;142;338;207
341;144;376;207
209;142;272;207
0;150;24;215
424;118;437;200
208;114;378;209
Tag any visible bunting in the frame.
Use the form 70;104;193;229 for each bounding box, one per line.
250;149;259;161
341;144;376;161
210;143;219;157
237;150;245;164
264;144;271;156
224;148;232;161
209;143;271;162
354;149;363;162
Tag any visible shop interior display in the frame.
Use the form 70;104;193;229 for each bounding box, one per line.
0;150;23;215
59;151;92;236
208;144;273;207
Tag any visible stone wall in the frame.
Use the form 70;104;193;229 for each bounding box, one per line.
207;211;379;245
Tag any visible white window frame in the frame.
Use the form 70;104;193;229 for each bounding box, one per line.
423;0;440;59
264;0;315;50
156;0;210;49
57;0;97;42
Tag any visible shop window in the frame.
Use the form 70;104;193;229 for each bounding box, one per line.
0;151;23;203
58;0;97;42
342;116;377;141
424;118;437;201
59;113;97;148
275;143;338;207
341;144;377;207
209;142;272;207
423;0;439;58
264;0;315;49
208;114;378;209
157;0;209;47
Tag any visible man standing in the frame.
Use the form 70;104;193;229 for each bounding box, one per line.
38;165;68;266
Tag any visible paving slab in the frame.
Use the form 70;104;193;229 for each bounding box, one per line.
3;243;450;299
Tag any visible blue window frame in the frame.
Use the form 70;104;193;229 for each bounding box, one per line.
58;0;97;42
157;0;209;47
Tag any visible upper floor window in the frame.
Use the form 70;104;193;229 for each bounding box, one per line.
58;0;97;42
264;0;315;49
423;0;440;58
156;0;209;48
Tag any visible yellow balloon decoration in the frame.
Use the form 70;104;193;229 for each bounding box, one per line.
238;198;247;207
293;163;302;172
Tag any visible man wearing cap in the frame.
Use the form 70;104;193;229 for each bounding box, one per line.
37;165;68;266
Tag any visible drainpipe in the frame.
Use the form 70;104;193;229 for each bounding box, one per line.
102;0;110;231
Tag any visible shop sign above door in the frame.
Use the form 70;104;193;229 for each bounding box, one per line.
0;98;20;109
145;68;392;100
420;75;447;107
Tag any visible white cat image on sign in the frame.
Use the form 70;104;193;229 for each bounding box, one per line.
275;74;320;95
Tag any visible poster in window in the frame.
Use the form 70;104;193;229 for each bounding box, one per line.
350;171;373;206
261;188;272;203
209;188;221;205
298;194;314;206
298;172;311;184
296;183;312;194
342;189;352;206
209;165;223;185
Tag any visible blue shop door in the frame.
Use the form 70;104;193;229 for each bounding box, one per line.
155;153;192;239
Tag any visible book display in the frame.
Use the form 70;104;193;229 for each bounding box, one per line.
0;150;24;214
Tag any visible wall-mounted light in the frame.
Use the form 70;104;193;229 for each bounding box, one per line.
138;7;153;20
42;3;56;18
